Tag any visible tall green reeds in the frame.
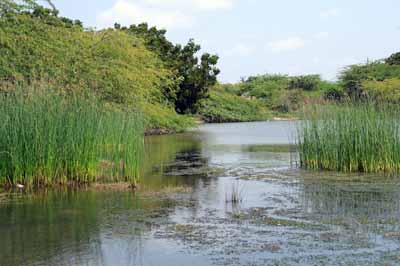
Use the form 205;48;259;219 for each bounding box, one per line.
0;85;144;187
297;103;400;174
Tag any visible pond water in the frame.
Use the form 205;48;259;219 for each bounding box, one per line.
1;121;400;266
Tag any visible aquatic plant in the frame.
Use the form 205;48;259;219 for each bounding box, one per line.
0;86;144;187
297;103;400;174
225;182;244;205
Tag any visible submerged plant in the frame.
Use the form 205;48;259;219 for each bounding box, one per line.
297;103;400;174
0;85;144;188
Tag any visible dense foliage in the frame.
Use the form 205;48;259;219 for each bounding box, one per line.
205;74;337;115
0;8;166;102
124;23;220;114
386;52;400;66
199;50;400;123
198;84;270;123
339;54;400;100
0;1;209;132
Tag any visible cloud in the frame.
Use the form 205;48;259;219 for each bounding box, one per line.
320;8;341;19
97;0;191;29
97;0;234;29
224;43;255;57
267;37;307;52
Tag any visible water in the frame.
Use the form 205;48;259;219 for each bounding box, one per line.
1;121;400;266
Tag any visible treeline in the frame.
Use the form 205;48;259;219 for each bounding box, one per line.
340;53;400;102
199;51;400;122
0;0;219;131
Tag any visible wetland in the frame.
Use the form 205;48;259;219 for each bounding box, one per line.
1;121;400;266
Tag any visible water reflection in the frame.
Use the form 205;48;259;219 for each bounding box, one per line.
1;121;400;266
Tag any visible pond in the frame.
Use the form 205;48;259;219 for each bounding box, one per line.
1;121;400;266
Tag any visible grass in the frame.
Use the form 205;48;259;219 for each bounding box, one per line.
0;85;144;188
297;103;400;174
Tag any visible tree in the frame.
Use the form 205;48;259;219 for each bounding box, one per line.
339;60;400;100
0;0;37;16
124;23;220;113
175;50;220;113
386;52;400;65
324;87;345;102
288;75;321;91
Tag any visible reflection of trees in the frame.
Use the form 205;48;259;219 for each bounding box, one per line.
0;191;177;266
141;133;209;191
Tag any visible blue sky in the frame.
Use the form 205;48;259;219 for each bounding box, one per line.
51;0;400;82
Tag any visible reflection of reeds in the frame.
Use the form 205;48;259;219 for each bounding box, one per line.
298;103;400;174
0;86;144;188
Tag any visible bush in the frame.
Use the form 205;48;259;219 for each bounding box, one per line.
339;61;400;99
274;90;304;113
324;87;345;101
288;75;321;91
198;87;271;123
362;78;400;103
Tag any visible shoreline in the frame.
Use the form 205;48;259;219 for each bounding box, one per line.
145;115;298;136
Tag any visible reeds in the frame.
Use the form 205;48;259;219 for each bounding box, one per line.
0;85;144;187
225;182;244;205
297;103;400;174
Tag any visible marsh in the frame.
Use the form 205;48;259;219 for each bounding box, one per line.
1;121;400;266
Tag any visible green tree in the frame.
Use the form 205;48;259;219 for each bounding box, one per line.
0;0;37;16
288;75;321;91
125;23;220;113
386;52;400;65
339;61;400;99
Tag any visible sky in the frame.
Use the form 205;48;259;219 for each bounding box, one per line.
50;0;400;83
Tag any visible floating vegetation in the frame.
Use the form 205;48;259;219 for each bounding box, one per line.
297;103;400;174
0;86;144;188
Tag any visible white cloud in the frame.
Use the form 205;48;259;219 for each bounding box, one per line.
267;37;307;52
97;0;191;29
224;43;255;57
320;8;341;19
97;0;234;29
